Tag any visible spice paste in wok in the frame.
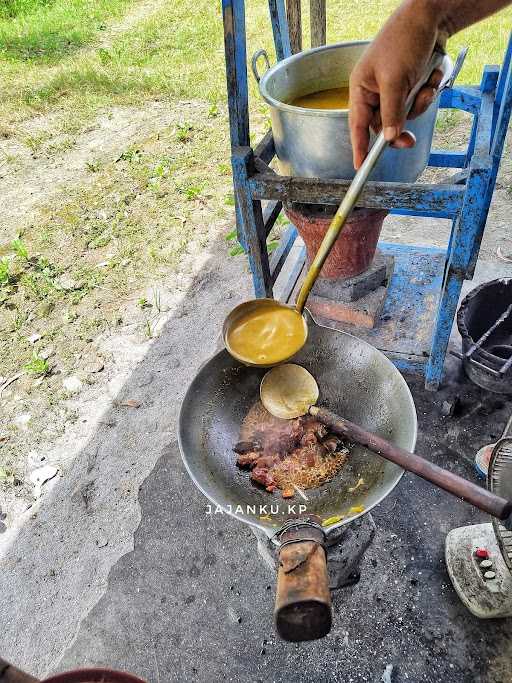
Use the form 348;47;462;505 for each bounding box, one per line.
234;401;350;498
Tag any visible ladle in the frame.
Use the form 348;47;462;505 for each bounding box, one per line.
260;363;512;520
224;48;467;367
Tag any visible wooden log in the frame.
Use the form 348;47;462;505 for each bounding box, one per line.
253;130;275;165
249;173;465;215
310;0;326;47
274;524;331;641
286;0;302;54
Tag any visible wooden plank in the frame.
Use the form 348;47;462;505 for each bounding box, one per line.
268;0;292;61
309;0;326;47
250;174;465;215
270;224;298;285
286;0;302;54
254;130;276;165
428;151;466;169
222;0;249;148
474;91;495;158
439;86;481;115
495;31;512;108
281;246;306;304
263;200;283;235
308;243;445;358
232;148;273;297
426;158;493;389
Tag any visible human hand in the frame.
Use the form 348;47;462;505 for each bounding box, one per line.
349;0;446;169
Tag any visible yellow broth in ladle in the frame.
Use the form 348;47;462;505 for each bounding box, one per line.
224;300;307;366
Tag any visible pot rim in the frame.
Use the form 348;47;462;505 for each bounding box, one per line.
259;40;452;118
43;669;146;683
259;40;369;118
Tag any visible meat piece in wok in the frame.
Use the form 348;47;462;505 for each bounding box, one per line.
234;401;350;498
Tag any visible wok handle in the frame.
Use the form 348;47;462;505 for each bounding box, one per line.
310;406;512;521
274;525;332;642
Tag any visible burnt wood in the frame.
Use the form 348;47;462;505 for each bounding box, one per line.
250;173;465;214
274;525;332;641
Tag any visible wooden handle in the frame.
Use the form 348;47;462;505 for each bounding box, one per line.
274;525;332;641
0;659;38;683
310;406;512;521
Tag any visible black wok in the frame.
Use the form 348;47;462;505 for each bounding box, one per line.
178;311;417;640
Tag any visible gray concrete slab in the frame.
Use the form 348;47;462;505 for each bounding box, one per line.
56;354;512;683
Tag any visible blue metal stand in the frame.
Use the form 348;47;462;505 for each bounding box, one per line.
222;0;512;390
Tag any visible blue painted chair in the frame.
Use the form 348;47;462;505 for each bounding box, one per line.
222;0;512;390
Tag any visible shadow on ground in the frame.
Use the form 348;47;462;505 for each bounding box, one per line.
2;231;512;683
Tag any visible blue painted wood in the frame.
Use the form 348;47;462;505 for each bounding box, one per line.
428;151;466;168
282;245;306;304
232;148;273;297
391;357;428;374
263;200;282;236
439;86;481;114
426;158;493;389
425;268;465;391
268;0;291;61
474;85;497;158
250;176;465;214
270;224;297;285
464;68;498;164
390;208;454;220
495;32;512;122
307;242;446;360
222;0;250;148
222;0;512;390
467;59;512;276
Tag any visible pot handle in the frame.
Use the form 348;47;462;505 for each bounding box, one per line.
251;49;270;83
274;521;332;641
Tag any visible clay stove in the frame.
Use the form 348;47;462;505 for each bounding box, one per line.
285;203;394;329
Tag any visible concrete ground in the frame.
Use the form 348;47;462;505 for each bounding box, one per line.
1;156;512;682
55;353;512;683
46;255;512;683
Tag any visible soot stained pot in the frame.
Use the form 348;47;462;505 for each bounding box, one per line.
457;278;512;394
255;40;452;182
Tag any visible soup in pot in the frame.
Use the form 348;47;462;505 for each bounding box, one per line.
290;86;350;110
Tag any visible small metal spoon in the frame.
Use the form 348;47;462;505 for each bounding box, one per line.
224;48;466;367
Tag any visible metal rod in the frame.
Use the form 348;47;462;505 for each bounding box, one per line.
464;302;512;358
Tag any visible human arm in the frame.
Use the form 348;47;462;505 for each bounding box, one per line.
349;0;512;168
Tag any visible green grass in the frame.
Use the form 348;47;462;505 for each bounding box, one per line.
0;0;133;61
1;0;511;131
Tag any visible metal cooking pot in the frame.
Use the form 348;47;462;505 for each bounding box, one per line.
456;278;512;394
253;41;452;182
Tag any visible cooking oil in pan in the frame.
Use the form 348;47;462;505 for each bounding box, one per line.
290;86;350;110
